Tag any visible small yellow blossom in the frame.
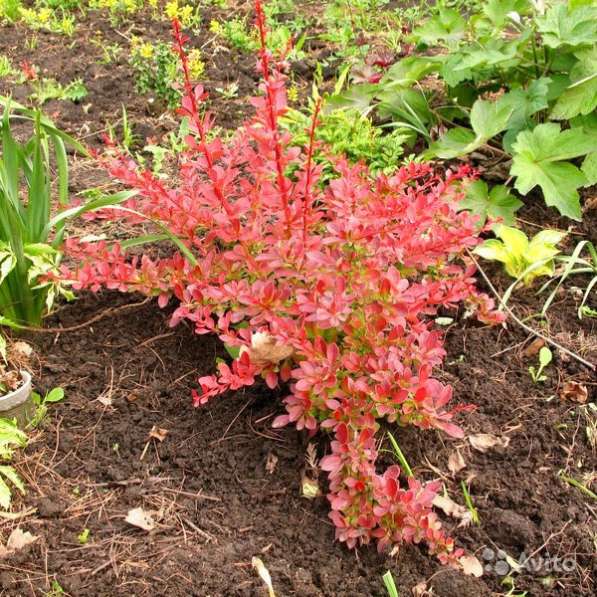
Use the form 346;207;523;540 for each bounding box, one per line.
209;19;223;35
187;48;205;79
165;0;179;20
138;42;154;59
287;84;299;103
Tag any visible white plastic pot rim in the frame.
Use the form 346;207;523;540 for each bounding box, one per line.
0;370;32;411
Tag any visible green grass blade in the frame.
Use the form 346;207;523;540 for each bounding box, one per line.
382;571;399;597
387;431;413;477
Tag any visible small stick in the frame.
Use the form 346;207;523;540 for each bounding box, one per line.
17;298;151;334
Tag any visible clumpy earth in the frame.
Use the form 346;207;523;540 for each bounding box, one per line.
0;277;593;595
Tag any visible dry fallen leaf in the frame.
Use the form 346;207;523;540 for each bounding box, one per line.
96;394;112;406
252;556;276;597
125;507;156;531
148;426;169;442
469;433;510;453
411;581;429;596
265;451;278;475
460;554;483;577
432;494;472;527
560;381;588;404
522;338;545;358
301;474;321;500
240;332;294;367
447;450;466;474
11;341;33;358
6;528;38;551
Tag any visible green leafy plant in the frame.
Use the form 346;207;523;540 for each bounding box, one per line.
282;105;410;176
0;0;22;22
30;386;65;427
210;17;258;51
0;99;137;328
510;122;595;220
460;480;480;525
77;527;90;544
460;180;522;228
0;99;82;326
0;55;18;80
108;105;137;152
332;0;597;219
474;225;565;285
30;77;88;105
0;417;27;509
529;346;553;383
129;39;181;109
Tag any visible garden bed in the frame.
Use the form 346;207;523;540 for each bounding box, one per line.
0;277;593;595
1;2;596;596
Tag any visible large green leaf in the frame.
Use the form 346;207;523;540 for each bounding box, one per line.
325;84;378;115
537;3;597;48
410;8;466;47
460;180;522;227
482;0;531;28
501;78;551;151
380;57;437;89
510;123;597;220
428;97;514;158
551;47;597;119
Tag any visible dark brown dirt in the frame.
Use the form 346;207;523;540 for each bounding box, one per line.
0;272;592;596
0;12;258;145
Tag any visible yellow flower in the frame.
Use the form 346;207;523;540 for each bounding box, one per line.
138;42;154;59
209;19;223;35
165;0;179;20
38;8;52;23
187;48;205;79
287;84;299;103
179;5;193;26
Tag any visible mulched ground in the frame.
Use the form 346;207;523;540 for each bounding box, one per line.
1;4;596;597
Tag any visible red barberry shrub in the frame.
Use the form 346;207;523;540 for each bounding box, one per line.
62;1;504;567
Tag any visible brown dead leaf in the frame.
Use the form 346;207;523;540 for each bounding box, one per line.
148;426;169;442
96;394;112;406
460;554;483;577
432;494;472;527
560;381;588;404
125;507;156;531
265;451;278;474
301;474;321;499
469;433;510;452
6;528;38;551
448;450;466;474
11;342;33;358
412;581;431;596
241;332;294;367
522;338;545;358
